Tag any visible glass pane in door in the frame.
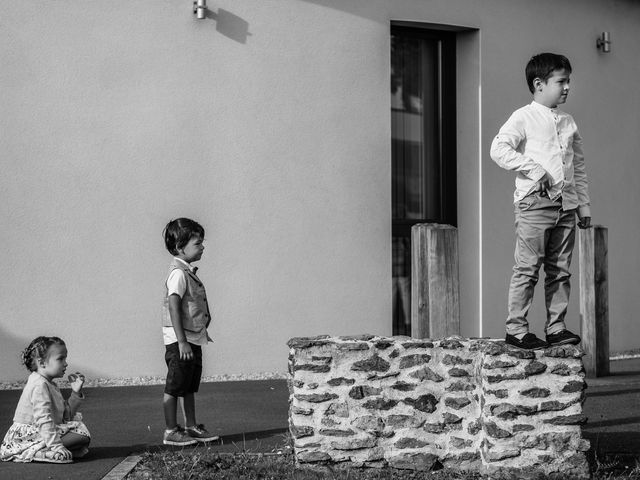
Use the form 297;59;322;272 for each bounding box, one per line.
391;30;443;336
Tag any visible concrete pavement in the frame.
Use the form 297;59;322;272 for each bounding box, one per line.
0;380;290;480
582;358;640;456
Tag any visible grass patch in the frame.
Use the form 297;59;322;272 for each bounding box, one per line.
125;446;640;480
125;448;482;479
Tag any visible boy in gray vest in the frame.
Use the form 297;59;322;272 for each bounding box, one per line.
490;53;591;350
161;218;218;445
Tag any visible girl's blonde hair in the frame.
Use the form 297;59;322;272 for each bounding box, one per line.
21;336;65;372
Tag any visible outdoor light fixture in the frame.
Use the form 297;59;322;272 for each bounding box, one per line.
193;0;207;19
596;31;611;53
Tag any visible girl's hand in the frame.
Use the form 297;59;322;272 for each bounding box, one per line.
67;372;85;393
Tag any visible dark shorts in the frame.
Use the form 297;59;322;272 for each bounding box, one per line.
164;343;203;397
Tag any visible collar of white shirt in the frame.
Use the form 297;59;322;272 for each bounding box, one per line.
530;100;558;114
173;257;197;273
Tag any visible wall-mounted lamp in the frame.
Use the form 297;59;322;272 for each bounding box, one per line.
193;0;207;19
596;31;611;53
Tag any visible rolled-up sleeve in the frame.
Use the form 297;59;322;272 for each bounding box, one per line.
572;128;591;217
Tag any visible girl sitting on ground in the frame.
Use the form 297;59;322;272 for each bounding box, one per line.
0;336;91;463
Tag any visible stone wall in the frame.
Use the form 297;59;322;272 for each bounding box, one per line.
287;335;590;478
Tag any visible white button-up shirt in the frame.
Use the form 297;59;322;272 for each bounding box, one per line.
490;101;590;217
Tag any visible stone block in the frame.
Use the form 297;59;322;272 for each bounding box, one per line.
291;425;314;438
524;361;547;376
403;394;439;413
395;437;429;449
520;387;551;398
292;406;313;415
295;393;338;403
409;366;444;382
327;377;355;386
443;354;473;365
448;367;471;377
483;360;519;369
351;415;384;432
362;398;398;411
351;354;390;372
385;414;424;428
331;436;377;450
401;340;434;349
349;385;382;399
391;381;416;391
388;452;439;470
288;335;589;479
399;354;432;369
445;396;472;409
446;380;475;391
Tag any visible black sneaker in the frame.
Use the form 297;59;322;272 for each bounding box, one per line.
505;333;549;350
546;329;581;346
185;424;219;443
163;426;198;446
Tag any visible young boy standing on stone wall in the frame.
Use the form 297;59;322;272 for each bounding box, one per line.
490;53;592;350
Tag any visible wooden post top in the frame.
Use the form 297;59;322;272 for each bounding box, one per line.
412;223;457;230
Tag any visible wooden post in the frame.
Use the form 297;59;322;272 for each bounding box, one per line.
579;226;609;377
411;223;460;339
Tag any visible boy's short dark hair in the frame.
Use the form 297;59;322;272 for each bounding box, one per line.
163;218;205;255
525;53;572;93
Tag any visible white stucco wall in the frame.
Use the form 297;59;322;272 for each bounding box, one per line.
1;0;638;382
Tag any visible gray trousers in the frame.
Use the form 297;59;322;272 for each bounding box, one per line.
506;193;576;336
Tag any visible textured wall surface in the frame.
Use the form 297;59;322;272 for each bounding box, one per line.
288;335;589;478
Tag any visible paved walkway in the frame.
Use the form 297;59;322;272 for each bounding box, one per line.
0;361;639;480
582;358;640;456
0;380;290;480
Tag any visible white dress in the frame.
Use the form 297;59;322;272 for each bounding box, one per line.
0;373;91;463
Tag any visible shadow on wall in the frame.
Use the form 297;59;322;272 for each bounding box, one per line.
0;327;29;383
0;326;105;385
206;8;252;44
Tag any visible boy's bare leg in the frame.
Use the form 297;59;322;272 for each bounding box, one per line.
183;392;197;427
163;393;179;429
